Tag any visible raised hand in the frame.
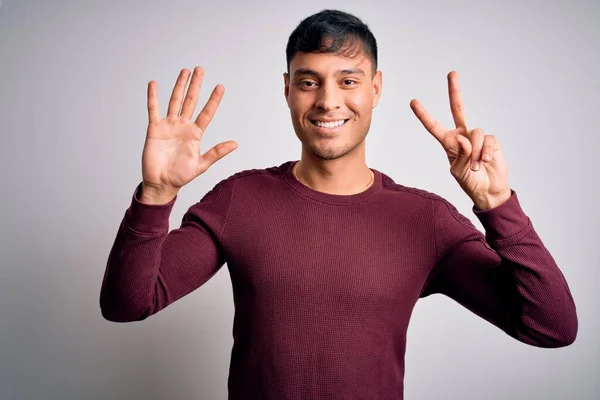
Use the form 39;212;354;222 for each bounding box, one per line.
410;71;511;210
140;67;238;204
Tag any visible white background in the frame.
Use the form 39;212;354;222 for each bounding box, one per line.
0;0;598;398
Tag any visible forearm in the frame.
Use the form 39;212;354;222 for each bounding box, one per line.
100;181;230;322
100;186;174;322
428;192;578;348
474;192;578;347
490;225;578;347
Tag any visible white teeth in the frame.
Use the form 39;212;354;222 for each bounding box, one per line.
314;119;346;128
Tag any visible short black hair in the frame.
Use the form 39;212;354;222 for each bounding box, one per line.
285;9;378;74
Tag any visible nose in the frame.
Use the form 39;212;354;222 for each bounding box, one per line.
314;82;342;112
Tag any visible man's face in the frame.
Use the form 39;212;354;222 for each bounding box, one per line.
284;49;382;161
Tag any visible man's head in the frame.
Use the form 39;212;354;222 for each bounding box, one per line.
284;9;382;161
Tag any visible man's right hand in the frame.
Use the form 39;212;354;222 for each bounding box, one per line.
140;66;238;204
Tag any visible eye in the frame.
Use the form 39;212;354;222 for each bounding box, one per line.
299;81;317;88
342;79;357;86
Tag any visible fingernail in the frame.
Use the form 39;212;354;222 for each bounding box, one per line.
472;161;480;170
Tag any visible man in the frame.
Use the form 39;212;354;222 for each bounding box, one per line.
100;9;577;400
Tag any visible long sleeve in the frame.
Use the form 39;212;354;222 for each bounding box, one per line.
97;161;581;399
421;190;578;348
100;178;236;322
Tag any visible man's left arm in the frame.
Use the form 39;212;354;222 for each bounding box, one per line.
411;71;577;347
421;190;577;348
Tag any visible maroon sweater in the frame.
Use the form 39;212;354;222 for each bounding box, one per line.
100;160;577;400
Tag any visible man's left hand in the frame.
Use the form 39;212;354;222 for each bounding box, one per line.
410;71;511;210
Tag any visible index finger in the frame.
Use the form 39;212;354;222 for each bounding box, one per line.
195;84;225;132
410;99;447;143
447;71;467;129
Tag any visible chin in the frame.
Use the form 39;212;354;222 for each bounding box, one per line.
304;137;365;161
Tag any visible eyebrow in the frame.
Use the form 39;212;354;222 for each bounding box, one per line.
293;68;365;78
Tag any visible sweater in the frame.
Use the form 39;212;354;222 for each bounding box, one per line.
100;160;578;400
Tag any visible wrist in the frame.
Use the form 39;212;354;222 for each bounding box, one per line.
472;188;512;211
139;182;179;205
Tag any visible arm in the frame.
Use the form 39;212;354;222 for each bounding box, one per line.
99;178;235;322
420;190;578;348
100;65;238;322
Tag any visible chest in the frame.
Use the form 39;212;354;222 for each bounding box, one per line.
223;204;434;312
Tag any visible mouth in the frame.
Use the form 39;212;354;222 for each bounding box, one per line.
310;119;350;131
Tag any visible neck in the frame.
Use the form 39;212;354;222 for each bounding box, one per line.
294;152;373;196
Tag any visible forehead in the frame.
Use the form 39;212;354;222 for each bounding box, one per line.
289;51;373;77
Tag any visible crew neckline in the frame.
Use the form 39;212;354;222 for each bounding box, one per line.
283;160;383;205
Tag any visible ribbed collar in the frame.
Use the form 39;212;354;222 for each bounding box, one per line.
283;160;383;205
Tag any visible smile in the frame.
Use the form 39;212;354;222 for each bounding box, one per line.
310;119;349;129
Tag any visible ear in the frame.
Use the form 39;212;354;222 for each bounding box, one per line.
283;72;291;108
372;70;382;109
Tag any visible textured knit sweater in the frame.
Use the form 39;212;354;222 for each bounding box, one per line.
100;160;577;400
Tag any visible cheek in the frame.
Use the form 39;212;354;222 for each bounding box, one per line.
345;90;372;113
289;92;311;115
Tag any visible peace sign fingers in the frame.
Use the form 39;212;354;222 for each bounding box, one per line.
409;98;448;144
447;71;467;130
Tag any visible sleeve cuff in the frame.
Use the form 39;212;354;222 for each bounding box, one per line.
125;182;177;233
472;189;531;242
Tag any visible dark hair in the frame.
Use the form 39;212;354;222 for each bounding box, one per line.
285;9;378;74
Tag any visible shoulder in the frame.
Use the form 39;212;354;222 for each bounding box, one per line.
379;172;446;205
225;161;289;182
202;161;292;198
218;160;291;185
379;172;474;228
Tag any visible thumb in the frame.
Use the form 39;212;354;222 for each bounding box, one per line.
196;141;239;176
451;135;472;172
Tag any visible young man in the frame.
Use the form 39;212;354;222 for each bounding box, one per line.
100;9;577;400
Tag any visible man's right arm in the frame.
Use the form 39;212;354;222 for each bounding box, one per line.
99;178;235;322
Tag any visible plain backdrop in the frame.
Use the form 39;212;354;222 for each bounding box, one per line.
1;0;598;399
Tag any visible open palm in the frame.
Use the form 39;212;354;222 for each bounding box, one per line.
142;67;238;194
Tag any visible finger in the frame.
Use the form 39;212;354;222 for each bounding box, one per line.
469;128;485;171
452;134;472;172
180;66;204;120
410;99;447;143
147;81;160;123
167;69;191;117
197;140;238;173
481;135;497;162
448;71;467;129
195;84;225;132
